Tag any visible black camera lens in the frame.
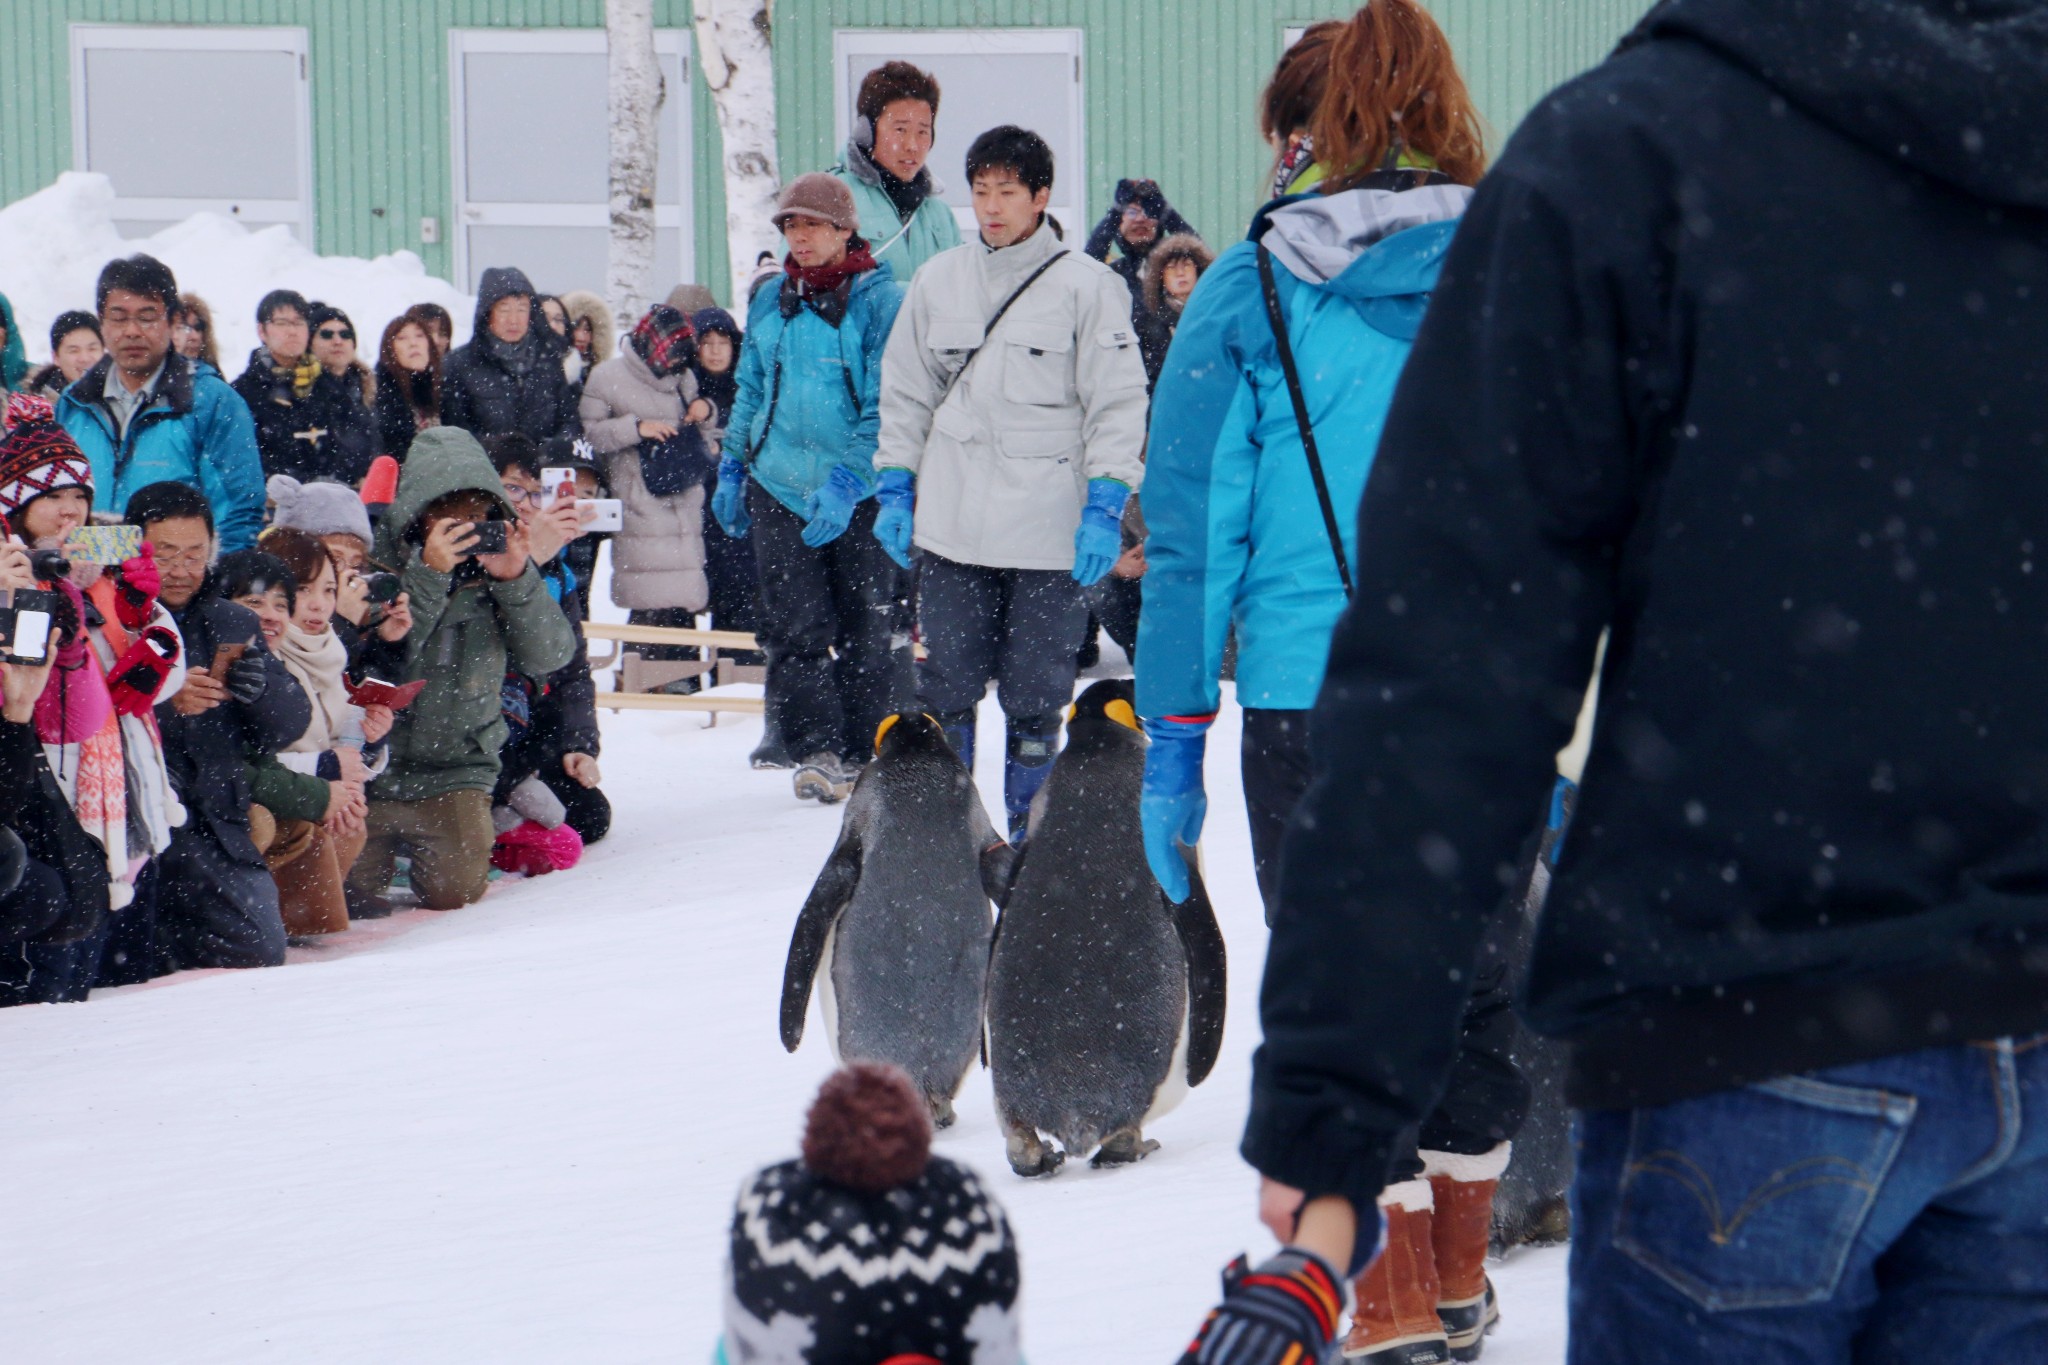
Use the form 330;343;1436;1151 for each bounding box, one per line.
361;571;403;605
28;548;70;581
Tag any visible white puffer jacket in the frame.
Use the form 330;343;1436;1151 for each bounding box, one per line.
579;349;719;612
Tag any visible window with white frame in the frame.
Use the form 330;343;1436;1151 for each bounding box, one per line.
449;29;694;295
70;25;314;243
833;30;1086;238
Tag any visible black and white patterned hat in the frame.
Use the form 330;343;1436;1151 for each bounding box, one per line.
723;1066;1022;1364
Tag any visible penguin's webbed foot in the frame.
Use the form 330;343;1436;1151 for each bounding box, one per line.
929;1095;957;1130
1002;1118;1064;1178
1091;1131;1161;1168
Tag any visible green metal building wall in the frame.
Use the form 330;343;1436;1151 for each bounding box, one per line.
1;1;1648;303
774;0;1648;260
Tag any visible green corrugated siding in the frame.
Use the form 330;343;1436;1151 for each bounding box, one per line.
2;1;1647;304
774;0;1650;251
2;0;727;291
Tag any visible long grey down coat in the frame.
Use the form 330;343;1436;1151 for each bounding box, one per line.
578;349;720;613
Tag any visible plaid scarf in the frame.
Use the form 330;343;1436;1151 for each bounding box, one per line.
629;306;697;378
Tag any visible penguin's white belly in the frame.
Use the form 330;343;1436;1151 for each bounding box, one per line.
1141;1000;1193;1127
818;927;842;1064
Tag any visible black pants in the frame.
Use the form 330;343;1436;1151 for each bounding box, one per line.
917;554;1090;730
1243;706;1530;1173
1086;573;1143;660
154;826;288;970
748;486;911;763
624;607;700;664
702;500;767;666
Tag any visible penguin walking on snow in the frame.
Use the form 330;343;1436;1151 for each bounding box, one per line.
984;679;1227;1176
780;713;1016;1126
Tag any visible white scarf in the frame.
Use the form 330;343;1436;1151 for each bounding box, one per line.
272;623;359;754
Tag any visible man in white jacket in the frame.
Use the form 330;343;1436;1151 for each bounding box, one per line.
873;126;1148;838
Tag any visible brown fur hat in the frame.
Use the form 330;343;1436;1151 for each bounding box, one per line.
1143;232;1216;317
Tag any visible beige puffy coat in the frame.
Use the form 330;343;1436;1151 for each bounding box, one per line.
578;348;716;612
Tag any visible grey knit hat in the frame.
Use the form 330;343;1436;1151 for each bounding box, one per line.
771;173;859;232
267;473;373;545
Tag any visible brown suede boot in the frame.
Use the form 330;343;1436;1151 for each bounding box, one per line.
1425;1145;1512;1361
1342;1180;1449;1362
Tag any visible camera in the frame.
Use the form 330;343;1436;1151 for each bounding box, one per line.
465;520;509;557
28;548;70;582
360;571;403;605
0;588;59;666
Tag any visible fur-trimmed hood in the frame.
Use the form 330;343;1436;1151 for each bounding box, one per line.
1141;232;1216;320
558;290;615;367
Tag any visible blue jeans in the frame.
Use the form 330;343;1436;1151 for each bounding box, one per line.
1570;1034;2048;1364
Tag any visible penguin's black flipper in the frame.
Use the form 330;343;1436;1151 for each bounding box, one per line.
979;837;1019;911
1170;843;1229;1087
780;837;863;1052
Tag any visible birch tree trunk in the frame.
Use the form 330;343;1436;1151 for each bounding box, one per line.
693;0;780;305
606;0;661;326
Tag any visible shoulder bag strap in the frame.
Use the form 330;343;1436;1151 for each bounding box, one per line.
743;328;788;465
1257;245;1355;600
934;249;1071;406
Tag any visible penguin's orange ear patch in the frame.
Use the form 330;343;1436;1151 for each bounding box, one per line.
1104;699;1140;730
875;714;902;748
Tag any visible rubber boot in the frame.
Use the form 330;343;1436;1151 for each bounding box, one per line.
936;709;977;772
1003;718;1059;843
1424;1146;1509;1361
1343;1181;1449;1363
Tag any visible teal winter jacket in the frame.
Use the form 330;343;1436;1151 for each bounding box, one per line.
1135;183;1472;719
832;141;961;283
57;351;268;551
724;263;905;517
0;293;27;391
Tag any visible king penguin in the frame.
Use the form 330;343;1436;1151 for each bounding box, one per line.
983;679;1227;1176
780;712;1016;1126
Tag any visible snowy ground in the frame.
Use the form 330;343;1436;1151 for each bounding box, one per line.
0;659;1567;1361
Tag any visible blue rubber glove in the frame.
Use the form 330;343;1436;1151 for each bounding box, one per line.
1072;477;1130;586
1142;714;1211;902
873;467;916;569
801;464;867;548
711;455;751;539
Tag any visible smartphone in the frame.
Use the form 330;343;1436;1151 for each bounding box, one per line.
577;498;624;533
541;466;579;505
465;520;509;557
0;588;57;666
209;641;248;680
67;525;144;566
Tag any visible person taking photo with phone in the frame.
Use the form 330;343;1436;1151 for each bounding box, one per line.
0;397;188;1000
125;481;311;979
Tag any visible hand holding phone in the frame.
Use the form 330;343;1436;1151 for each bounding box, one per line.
67;525;145;566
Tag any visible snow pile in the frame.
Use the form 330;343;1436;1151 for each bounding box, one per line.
0;173;472;375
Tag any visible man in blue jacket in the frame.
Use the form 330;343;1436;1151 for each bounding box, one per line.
57;255;266;551
713;173;909;803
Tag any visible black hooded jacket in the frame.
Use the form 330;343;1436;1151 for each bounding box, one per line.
1084;179;1197;321
1244;0;2048;1207
439;267;582;447
231;348;377;486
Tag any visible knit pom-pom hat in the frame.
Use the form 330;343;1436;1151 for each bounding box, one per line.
0;394;93;528
723;1064;1023;1362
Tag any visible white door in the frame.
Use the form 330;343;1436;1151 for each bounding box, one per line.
450;29;694;296
834;29;1086;238
70;25;314;242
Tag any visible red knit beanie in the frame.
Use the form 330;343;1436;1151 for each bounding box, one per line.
0;395;93;528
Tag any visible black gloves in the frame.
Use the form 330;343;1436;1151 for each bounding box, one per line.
225;653;269;705
1115;176;1169;220
1177;1249;1346;1365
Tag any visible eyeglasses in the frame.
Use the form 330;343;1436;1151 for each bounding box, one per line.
152;546;211;568
501;485;536;505
317;328;354;342
176;320;208;335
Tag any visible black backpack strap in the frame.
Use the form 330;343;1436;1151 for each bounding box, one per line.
1257;245;1355;600
743;330;787;465
934;249;1071;405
